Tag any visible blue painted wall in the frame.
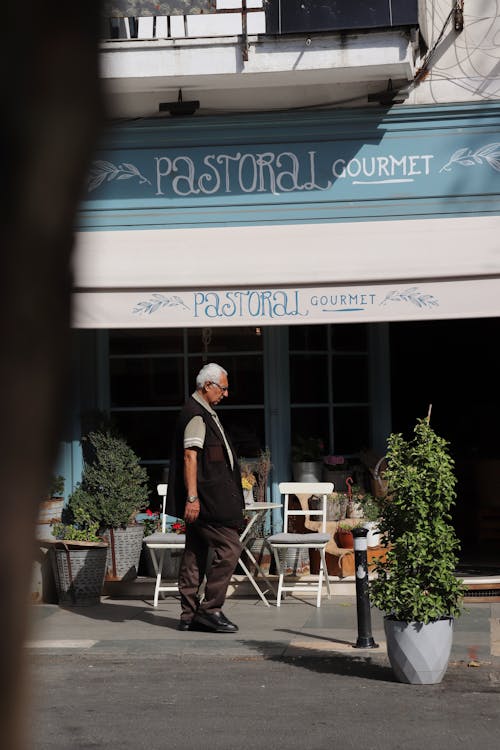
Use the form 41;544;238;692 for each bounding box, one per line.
78;102;500;231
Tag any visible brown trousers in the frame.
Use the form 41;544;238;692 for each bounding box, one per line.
178;522;242;621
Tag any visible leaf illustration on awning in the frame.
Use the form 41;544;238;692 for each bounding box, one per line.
440;143;500;173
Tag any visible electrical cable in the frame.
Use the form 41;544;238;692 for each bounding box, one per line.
414;1;462;84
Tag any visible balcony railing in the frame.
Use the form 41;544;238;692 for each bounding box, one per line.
101;1;418;42
101;1;265;41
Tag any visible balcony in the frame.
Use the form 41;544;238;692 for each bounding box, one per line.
101;1;419;41
99;1;419;118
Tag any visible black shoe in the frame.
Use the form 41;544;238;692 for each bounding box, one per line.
178;619;192;631
191;610;238;633
218;611;239;631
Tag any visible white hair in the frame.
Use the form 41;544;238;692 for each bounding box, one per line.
196;362;227;389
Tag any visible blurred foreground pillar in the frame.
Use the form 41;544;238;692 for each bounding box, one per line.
0;4;102;748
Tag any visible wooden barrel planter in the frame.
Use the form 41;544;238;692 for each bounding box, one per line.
36;497;64;541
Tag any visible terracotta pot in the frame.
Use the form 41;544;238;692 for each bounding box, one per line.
336;528;354;549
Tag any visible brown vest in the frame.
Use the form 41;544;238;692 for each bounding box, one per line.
166;396;244;527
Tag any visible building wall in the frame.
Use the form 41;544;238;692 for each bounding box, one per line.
410;0;500;105
62;3;500;545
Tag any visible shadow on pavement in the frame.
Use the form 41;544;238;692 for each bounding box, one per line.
239;639;396;682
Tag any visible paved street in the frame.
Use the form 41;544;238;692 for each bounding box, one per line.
28;596;500;749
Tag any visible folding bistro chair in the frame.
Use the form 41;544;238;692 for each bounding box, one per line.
143;484;186;607
267;482;333;608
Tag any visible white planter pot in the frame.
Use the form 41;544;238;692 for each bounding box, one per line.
243;488;254;506
384;616;454;684
364;521;382;547
347;501;364;519
292;461;322;483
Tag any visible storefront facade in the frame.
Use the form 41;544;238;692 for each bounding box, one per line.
62;101;500;544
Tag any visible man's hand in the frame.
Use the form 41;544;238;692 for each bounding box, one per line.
184;499;200;523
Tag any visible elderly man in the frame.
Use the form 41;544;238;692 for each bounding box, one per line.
166;362;244;633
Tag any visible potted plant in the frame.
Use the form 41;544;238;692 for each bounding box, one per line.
358;492;383;547
50;516;108;606
336;520;364;549
240;461;257;506
66;431;149;582
370;413;465;684
291;436;324;482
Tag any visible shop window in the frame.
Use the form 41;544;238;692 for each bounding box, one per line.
290;407;329;450
187;326;264;353
220;408;265;458
109;327;266;483
332;354;369;403
289;353;328;403
290;323;370;456
109;329;183;355
112;410;178;463
331;323;368;352
333;406;370;455
110;356;184;407
289;324;327;351
187;353;264;405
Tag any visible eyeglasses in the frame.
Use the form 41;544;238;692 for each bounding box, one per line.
209;381;229;393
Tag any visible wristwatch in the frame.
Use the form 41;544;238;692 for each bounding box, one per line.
187;495;199;503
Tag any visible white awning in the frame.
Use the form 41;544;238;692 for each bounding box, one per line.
72;215;500;327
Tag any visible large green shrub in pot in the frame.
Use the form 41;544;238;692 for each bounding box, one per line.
67;431;149;531
370;416;465;624
370;415;466;684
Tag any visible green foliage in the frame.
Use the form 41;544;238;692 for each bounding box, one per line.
66;431;149;530
358;493;382;522
141;515;161;536
370;418;465;624
338;520;363;531
291;436;324;462
48;474;65;497
52;518;101;543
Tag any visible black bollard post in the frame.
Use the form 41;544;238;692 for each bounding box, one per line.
352;526;378;649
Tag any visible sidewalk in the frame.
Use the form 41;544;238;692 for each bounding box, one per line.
27;591;500;667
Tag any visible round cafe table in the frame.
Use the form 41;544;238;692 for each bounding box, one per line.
239;502;282;606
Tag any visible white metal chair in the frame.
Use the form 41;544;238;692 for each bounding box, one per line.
144;484;186;607
267;482;334;608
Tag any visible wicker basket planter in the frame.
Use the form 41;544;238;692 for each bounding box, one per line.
51;541;108;606
102;525;145;581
